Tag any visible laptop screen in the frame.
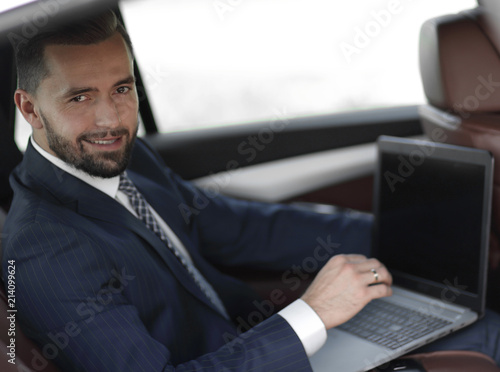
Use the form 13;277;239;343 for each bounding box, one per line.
373;136;493;315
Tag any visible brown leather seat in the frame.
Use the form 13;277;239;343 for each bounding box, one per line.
385;1;500;370
405;351;499;372
419;0;500;313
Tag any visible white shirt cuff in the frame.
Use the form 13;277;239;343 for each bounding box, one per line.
278;299;327;356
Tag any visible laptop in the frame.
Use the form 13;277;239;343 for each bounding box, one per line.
309;136;493;372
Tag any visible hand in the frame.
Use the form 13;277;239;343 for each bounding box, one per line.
301;254;392;329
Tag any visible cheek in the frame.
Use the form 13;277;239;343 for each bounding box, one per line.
116;95;139;125
51;114;90;141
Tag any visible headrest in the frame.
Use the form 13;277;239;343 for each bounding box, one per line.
419;6;500;113
478;0;500;51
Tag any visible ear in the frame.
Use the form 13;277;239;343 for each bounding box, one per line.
14;89;43;129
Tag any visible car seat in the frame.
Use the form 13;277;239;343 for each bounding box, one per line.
418;0;500;312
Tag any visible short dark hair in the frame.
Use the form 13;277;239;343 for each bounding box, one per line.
14;9;134;94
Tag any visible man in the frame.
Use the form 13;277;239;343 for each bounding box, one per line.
2;9;499;371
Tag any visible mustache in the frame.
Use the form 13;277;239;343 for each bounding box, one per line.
78;128;129;142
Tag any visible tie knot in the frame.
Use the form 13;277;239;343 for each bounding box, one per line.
118;173;150;223
119;173;137;197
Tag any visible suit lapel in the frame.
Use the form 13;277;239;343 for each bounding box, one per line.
20;143;221;315
78;196;212;306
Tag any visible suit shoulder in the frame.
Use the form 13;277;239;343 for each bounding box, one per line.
2;203;108;276
128;137;178;181
131;138;166;167
3;189;83;254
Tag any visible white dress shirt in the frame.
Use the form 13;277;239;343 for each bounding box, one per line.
30;136;327;356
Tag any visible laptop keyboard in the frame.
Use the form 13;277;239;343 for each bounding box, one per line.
338;299;452;350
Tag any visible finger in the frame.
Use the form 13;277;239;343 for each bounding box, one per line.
352;258;391;280
364;265;392;286
353;257;384;272
342;254;368;263
368;282;393;299
330;256;392;286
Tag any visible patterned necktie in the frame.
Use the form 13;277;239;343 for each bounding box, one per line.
118;173;229;320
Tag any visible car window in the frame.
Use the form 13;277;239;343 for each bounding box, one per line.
119;0;476;134
6;0;476;148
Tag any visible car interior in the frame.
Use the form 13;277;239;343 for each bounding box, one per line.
0;0;499;371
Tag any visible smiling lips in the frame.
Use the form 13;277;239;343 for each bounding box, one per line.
80;128;130;150
88;138;119;145
83;136;124;149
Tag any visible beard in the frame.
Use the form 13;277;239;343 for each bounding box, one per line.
41;112;138;178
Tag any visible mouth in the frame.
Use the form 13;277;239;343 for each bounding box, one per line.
87;138;118;145
82;136;124;150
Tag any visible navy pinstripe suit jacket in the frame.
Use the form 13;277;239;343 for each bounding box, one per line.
2;139;372;371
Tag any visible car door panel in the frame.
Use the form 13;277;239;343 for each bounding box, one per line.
193;142;376;203
145;106;422;209
145;105;421;179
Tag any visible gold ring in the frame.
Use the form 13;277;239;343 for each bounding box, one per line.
371;268;379;283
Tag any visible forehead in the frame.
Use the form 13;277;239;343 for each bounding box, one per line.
42;32;134;91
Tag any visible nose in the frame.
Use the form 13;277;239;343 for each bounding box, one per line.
94;96;121;128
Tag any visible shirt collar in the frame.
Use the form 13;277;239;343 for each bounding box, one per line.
30;136;120;199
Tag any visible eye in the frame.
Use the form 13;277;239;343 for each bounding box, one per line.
116;86;131;94
71;95;88;103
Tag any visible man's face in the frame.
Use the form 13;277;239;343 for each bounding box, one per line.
22;32;139;178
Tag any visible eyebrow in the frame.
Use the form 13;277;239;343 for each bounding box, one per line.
61;75;136;100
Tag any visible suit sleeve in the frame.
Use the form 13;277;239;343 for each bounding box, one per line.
167;168;374;270
3;221;312;372
135;138;374;270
